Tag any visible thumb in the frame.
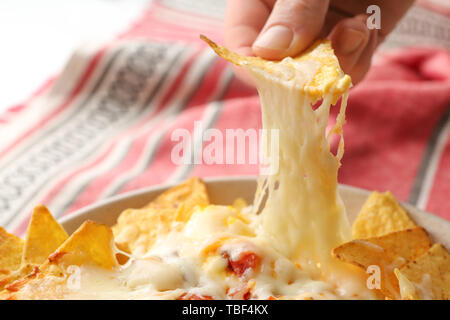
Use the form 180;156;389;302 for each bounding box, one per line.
252;0;329;60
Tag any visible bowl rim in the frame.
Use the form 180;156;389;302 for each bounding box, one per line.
59;175;450;230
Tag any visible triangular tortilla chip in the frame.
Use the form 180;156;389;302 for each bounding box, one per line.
1;222;117;298
145;177;209;219
333;227;431;299
113;178;209;255
22;205;68;265
200;35;351;103
395;268;421;300
352;191;415;239
398;243;450;300
44;221;117;270
0;227;23;275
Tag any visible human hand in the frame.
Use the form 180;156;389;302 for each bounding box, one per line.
225;0;414;85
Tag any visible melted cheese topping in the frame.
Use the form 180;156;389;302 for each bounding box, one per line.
13;204;375;300
8;40;379;300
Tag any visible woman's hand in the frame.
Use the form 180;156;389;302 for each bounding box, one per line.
225;0;414;84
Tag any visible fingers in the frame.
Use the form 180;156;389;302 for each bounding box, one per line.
328;15;379;84
328;15;370;82
252;0;330;60
225;0;272;86
348;28;379;84
225;0;384;85
225;0;271;56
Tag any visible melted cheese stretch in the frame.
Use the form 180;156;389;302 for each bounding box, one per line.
252;69;351;271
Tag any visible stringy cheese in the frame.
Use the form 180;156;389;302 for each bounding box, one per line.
252;66;351;270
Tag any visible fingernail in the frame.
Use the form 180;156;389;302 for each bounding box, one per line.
337;28;366;55
253;25;293;51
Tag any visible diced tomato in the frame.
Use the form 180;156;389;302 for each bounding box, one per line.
177;293;214;300
224;251;261;277
5;278;29;292
48;251;67;263
30;266;40;277
0;278;10;288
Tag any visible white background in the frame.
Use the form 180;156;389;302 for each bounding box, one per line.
0;0;150;113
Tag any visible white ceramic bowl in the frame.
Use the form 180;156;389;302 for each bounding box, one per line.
60;176;450;248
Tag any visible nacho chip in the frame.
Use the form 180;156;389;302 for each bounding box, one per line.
145;177;209;221
1;206;68;291
200;35;351;103
113;178;209;255
333;227;431;299
22;205;68;265
395;268;421;300
398;243;450;300
352;191;415;239
113;207;168;255
232;198;248;212
44;221;117;270
0;227;23;275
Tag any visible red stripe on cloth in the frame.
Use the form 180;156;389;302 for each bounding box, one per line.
59;63;249;214
124;18;223;44
338;48;450;211
339;87;449;202
191;76;260;178
119;1;222;41
63;51;227;213
121;2;223;45
31;48;203;216
0;45;109;159
191;95;261;178
112;60;229;193
63;120;169;214
154;51;203;112
118;104;210;192
417;0;450;17
115;63;231;192
426;139;450;220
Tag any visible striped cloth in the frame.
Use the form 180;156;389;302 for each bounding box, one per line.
0;0;449;235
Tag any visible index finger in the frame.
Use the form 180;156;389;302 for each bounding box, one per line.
225;0;273;56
